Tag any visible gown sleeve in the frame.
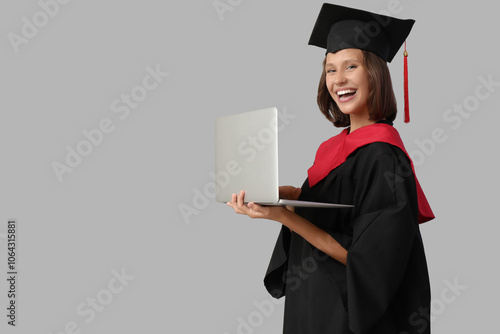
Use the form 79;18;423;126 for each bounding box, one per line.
345;144;423;333
263;225;291;298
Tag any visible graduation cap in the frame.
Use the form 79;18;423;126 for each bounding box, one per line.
308;3;415;122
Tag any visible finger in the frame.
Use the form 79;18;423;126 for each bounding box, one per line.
245;202;258;218
247;202;257;210
248;202;277;219
228;193;243;214
248;202;266;215
279;186;301;200
230;193;237;207
279;186;292;198
236;190;245;207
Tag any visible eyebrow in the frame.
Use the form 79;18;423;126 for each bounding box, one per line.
325;58;362;67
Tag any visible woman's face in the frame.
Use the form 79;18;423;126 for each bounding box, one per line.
325;49;371;119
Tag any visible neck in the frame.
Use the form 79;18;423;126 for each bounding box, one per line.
349;114;376;133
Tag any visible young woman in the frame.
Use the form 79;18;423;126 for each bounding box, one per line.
227;3;434;334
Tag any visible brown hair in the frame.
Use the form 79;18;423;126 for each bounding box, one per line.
317;50;398;127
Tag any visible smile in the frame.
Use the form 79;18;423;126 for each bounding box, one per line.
336;89;357;103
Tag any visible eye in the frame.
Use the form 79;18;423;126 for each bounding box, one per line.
347;65;357;70
326;68;336;74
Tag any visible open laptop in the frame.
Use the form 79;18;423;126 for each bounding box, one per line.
215;107;353;208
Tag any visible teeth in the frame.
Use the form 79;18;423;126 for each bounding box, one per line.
337;89;356;96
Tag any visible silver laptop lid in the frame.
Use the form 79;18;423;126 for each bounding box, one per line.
215;107;279;203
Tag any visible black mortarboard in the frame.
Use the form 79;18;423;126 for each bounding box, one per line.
308;3;416;122
308;3;415;63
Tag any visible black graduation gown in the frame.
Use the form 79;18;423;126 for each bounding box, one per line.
264;142;431;334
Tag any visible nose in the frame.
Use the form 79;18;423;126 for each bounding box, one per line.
334;70;347;86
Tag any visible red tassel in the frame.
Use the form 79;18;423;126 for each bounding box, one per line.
404;41;410;123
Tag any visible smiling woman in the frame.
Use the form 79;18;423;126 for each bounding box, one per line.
226;3;435;334
319;49;398;130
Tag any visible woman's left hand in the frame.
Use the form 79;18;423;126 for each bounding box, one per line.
227;190;288;222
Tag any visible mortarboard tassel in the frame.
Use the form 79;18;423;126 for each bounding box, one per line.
403;41;410;123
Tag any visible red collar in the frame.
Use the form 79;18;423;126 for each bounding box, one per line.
308;123;434;223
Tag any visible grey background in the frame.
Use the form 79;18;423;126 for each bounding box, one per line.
1;0;498;333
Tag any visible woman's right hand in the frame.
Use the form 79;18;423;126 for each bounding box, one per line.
279;186;301;200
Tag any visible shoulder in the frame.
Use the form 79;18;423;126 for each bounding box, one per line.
353;142;408;162
342;123;408;162
347;142;413;180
